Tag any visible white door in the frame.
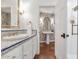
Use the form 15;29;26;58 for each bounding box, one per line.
55;0;77;59
55;0;67;59
67;0;78;59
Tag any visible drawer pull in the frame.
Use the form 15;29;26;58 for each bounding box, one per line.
12;56;16;59
24;54;27;56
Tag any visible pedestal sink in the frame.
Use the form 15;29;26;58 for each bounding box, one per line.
43;31;54;44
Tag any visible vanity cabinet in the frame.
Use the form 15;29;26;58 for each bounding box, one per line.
2;35;38;59
2;45;22;59
22;39;33;59
32;36;37;57
22;36;37;59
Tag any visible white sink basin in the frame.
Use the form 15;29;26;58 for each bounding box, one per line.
42;31;54;44
43;31;54;34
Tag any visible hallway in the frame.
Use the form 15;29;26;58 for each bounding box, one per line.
34;42;56;59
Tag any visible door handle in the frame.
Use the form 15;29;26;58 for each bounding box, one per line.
61;33;69;38
24;54;27;56
61;33;65;38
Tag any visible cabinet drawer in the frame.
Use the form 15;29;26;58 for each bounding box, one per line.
2;55;19;59
32;37;37;57
2;45;22;59
23;52;32;59
1;56;12;59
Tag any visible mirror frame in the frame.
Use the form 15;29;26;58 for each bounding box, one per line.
1;0;20;28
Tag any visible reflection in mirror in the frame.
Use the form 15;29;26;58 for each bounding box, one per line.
1;0;19;29
1;7;11;28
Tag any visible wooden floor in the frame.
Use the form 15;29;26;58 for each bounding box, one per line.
34;42;56;59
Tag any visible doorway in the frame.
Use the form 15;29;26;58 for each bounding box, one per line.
39;6;55;44
34;6;56;59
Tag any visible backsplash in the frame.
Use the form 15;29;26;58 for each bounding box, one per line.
1;29;37;39
1;29;27;39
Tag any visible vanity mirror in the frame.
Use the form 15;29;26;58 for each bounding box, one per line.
1;7;11;28
1;0;19;28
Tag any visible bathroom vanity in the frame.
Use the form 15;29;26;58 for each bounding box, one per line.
1;30;38;59
1;0;39;59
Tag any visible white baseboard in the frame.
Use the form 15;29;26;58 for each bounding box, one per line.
40;40;55;43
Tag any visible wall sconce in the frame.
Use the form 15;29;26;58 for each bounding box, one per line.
70;19;78;35
19;10;24;15
70;19;75;24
